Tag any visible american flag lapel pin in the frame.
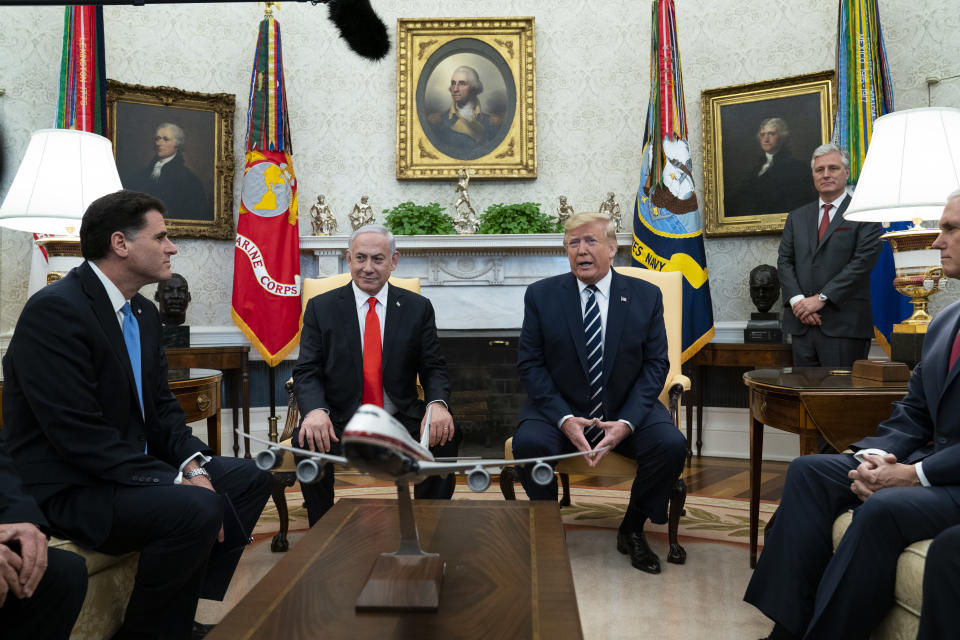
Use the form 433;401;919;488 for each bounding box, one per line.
396;300;401;307
620;296;628;302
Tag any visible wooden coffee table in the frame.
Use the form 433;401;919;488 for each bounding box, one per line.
209;498;583;639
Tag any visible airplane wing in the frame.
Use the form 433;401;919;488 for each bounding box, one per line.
413;447;609;476
236;430;349;466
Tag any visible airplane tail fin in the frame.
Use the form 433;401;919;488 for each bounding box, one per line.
419;403;433;450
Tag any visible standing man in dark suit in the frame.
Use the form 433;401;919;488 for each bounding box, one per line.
745;190;960;640
292;225;458;525
1;190;272;640
0;437;87;640
512;212;686;574
778;143;883;367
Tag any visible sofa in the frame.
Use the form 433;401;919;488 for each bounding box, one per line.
48;537;137;640
832;511;929;640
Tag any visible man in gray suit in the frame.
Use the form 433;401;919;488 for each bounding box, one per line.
777;143;883;366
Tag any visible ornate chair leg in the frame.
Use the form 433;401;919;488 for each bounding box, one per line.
270;472;296;552
499;466;517;500
560;472;571;507
666;476;687;564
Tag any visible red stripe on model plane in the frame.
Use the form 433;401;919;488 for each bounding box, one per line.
344;430;434;462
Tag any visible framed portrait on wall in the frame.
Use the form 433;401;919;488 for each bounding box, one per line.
701;70;834;237
106;80;235;239
396;17;536;180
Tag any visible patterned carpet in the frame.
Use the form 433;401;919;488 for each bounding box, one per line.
252;476;777;548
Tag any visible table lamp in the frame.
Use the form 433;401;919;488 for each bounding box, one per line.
0;129;123;284
843;107;960;365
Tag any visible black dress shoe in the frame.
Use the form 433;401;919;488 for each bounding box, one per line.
192;622;216;640
616;530;661;574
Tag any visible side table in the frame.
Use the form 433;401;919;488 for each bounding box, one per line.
683;342;793;458
166;346;251;458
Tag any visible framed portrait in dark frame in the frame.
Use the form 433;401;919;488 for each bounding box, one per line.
701;71;834;237
106;80;235;240
396;17;536;180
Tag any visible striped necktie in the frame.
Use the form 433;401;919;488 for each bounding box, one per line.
582;285;605;445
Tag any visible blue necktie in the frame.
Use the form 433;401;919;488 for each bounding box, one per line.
122;301;144;416
582;285;605;445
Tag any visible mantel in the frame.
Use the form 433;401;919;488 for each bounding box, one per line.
299;232;635;331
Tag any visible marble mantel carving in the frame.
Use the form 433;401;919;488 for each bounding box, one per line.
300;233;636;332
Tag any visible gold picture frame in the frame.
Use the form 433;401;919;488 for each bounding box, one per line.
396;17;536;180
106;80;235;240
701;70;834;237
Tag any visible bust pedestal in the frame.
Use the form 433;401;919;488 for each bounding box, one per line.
743;312;783;343
161;325;190;348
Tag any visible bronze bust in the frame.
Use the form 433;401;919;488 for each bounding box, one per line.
155;273;191;326
749;264;780;313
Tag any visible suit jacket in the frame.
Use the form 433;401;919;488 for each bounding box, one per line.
0;436;47;529
778;195;883;338
854;299;960;498
1;261;210;546
126;153;208;221
517;270;670;428
293;282;450;428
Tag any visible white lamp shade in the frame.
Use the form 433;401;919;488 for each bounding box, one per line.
844;107;960;223
0;129;122;235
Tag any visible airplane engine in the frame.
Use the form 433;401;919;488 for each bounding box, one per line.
296;458;325;485
466;466;491;492
255;448;284;471
530;461;556;486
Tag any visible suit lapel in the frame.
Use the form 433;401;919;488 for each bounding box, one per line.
816;195;851;252
935;306;960;420
79;262;141;408
602;271;627;385
562;274;590;375
336;284;363;386
382;285;402;373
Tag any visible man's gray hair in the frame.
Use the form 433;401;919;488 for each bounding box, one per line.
811;143;850;170
757;117;790;139
453;66;483;95
157;122;185;148
349;224;396;254
947;187;960;204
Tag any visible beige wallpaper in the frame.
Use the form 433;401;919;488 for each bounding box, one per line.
2;0;959;335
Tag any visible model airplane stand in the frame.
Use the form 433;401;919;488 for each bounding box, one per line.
355;481;444;612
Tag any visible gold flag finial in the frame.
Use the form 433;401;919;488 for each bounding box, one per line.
260;1;280;17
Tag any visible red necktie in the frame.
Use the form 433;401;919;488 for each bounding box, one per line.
362;297;384;407
950;328;960;370
818;204;833;242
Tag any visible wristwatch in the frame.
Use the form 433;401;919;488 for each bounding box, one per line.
818;293;828;302
184;467;210;480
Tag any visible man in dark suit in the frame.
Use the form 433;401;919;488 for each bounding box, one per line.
917;524;960;639
778;143;883;367
512;211;686;574
745;190;960;640
292;225;458;525
0;437;87;639
1;190;271;640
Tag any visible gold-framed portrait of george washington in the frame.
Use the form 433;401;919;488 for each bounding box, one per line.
701;70;834;237
106;80;235;240
396;17;536;180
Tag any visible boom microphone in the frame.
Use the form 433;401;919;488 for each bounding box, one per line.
324;0;390;61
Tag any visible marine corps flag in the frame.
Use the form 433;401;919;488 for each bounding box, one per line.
632;0;714;361
231;11;301;366
833;0;907;352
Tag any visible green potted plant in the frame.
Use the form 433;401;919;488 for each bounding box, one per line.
382;201;455;235
476;202;562;234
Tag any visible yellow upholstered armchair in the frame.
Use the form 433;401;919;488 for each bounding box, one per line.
499;267;691;564
267;273;421;552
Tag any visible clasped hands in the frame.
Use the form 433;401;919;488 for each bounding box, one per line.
561;416;629;467
0;522;48;606
792;295;825;326
848;453;920;502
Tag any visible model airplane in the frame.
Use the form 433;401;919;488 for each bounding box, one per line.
240;403;607;492
238;404;608;612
